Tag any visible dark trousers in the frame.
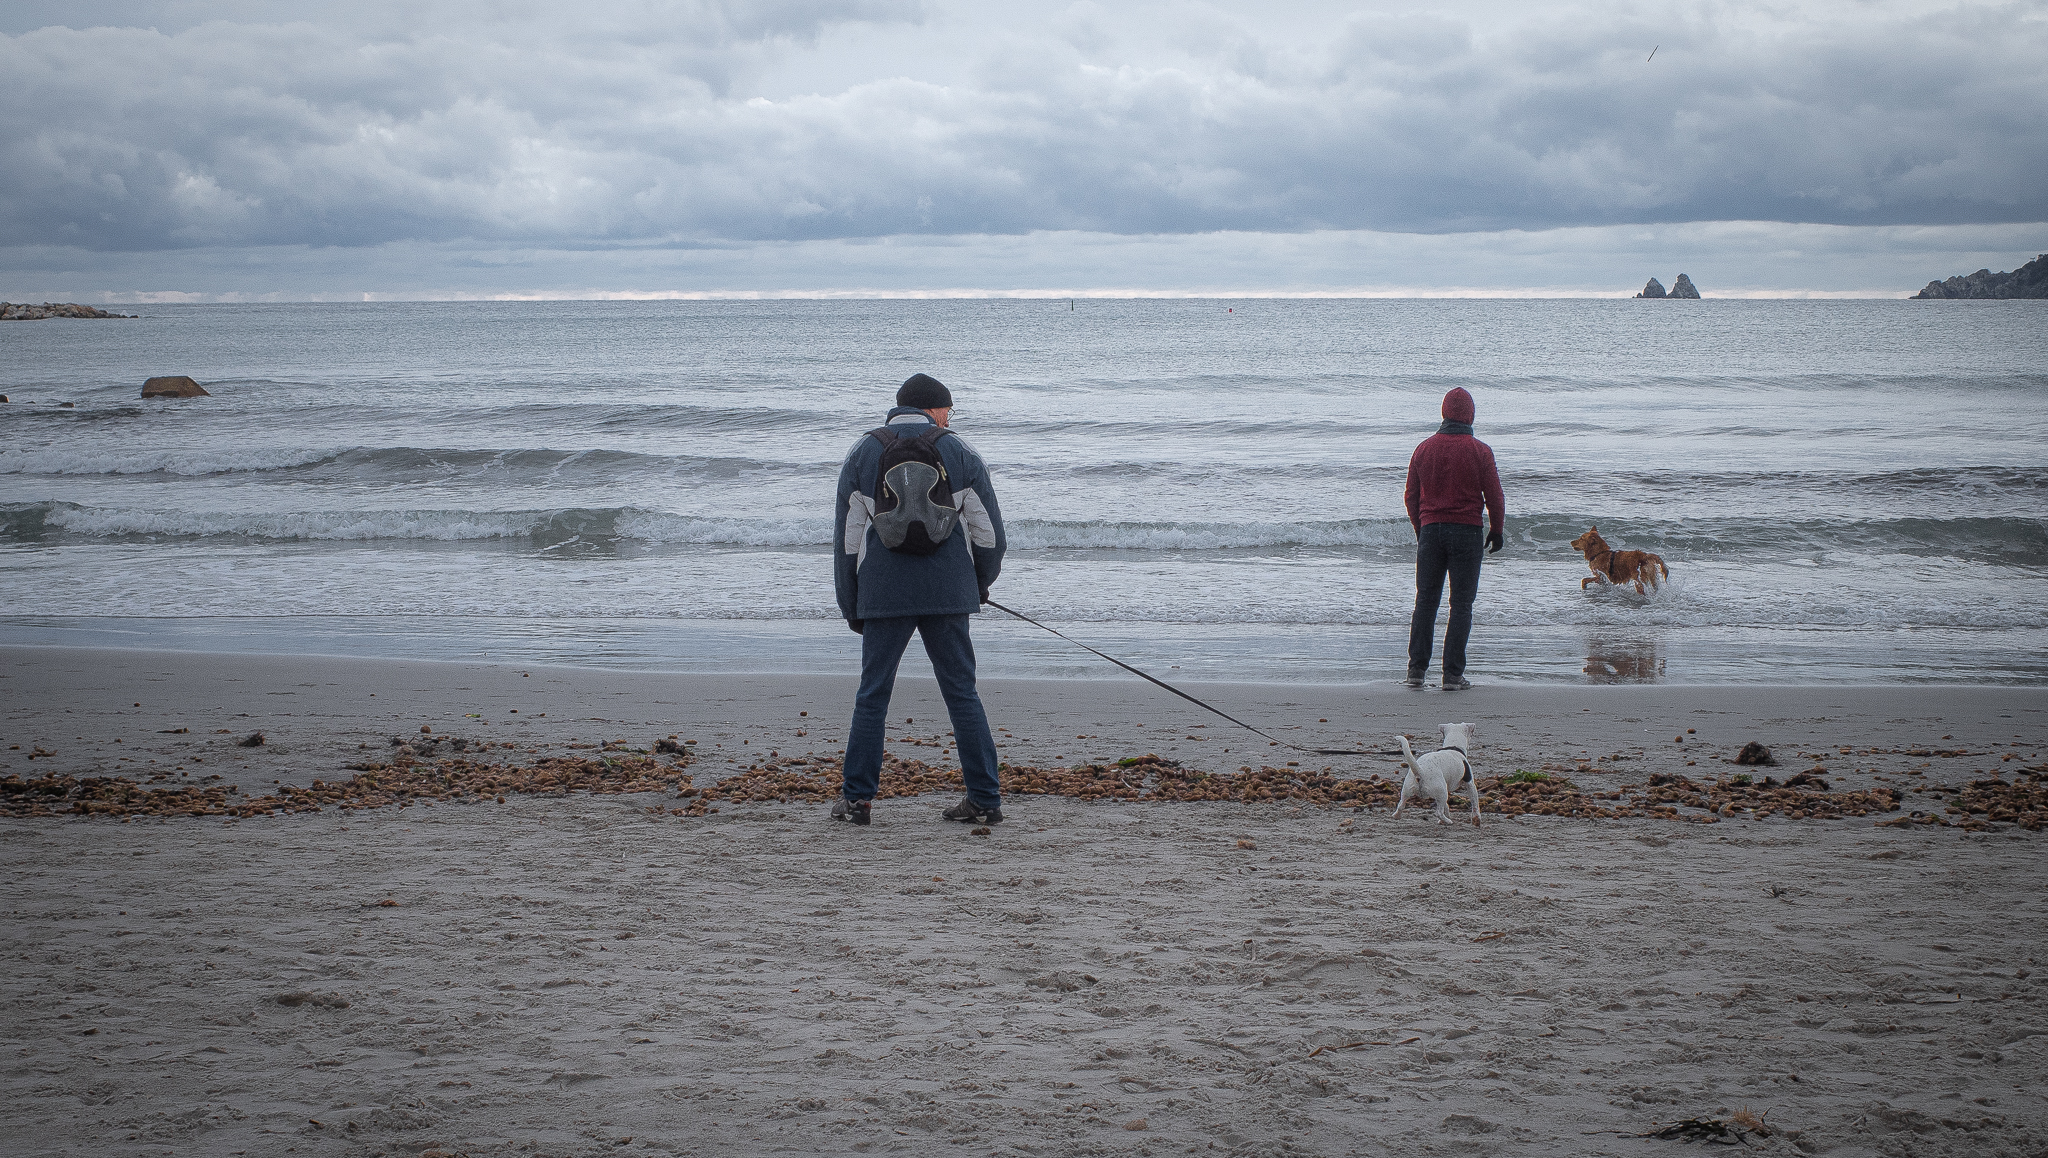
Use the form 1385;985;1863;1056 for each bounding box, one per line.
1407;522;1484;680
842;614;1002;807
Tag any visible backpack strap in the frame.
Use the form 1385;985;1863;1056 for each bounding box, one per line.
866;425;951;451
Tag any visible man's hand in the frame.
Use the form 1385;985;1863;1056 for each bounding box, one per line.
979;586;991;605
1486;530;1505;554
847;619;864;634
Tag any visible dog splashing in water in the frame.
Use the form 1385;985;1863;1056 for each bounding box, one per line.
1569;526;1668;595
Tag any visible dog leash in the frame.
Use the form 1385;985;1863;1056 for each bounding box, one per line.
986;599;1398;758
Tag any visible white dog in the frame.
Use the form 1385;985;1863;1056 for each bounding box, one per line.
1393;723;1481;826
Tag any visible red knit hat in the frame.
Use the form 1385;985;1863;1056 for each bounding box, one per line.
1441;387;1475;423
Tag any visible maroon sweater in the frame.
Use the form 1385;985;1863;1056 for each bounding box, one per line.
1404;431;1505;534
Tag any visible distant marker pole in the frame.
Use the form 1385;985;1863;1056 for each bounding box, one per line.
1647;45;1658;61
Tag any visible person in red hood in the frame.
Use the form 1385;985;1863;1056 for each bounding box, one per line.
1402;387;1505;689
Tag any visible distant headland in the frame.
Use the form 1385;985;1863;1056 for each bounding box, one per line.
1;302;136;320
1634;274;1700;299
1911;254;2048;299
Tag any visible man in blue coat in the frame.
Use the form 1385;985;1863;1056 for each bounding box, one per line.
832;373;1007;827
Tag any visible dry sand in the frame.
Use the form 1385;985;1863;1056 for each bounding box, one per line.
3;646;2045;1157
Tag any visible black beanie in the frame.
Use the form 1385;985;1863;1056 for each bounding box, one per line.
896;373;952;410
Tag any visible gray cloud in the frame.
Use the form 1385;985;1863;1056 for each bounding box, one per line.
0;0;2043;258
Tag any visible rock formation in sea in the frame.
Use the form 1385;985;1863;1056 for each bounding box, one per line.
1635;275;1702;298
141;376;210;399
1911;254;2048;299
0;302;135;320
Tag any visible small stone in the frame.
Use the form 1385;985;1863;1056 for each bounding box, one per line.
236;732;265;747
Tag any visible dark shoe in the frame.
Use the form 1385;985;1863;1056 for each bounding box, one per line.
1442;676;1473;691
1402;671;1425;688
942;796;1003;824
831;798;872;826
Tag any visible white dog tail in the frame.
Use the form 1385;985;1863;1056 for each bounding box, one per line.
1396;734;1418;770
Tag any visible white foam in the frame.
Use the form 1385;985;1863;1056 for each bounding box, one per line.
42;505;547;542
0;446;342;477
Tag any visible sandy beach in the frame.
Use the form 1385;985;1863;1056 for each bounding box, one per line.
3;645;2045;1157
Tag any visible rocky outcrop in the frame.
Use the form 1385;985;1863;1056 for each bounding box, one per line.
1912;254;2048;299
141;376;210;399
0;302;135;320
1636;275;1703;298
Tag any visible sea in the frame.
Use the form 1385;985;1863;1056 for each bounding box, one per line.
3;299;2044;685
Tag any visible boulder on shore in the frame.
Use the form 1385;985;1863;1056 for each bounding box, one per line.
1635;278;1667;299
141;376;210;399
1912;253;2048;299
1669;274;1701;299
0;302;135;320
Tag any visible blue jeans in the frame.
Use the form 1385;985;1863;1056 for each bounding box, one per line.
842;614;1002;807
1408;522;1484;681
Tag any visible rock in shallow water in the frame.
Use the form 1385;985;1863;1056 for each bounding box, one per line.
142;376;209;398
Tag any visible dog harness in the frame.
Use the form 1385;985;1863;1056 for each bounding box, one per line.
1581;545;1630;582
1441;744;1475;787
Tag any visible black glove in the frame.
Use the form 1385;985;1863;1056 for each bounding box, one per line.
1486;530;1505;554
978;586;991;605
847;619;864;634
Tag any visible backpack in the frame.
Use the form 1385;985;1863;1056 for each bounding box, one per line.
867;425;959;556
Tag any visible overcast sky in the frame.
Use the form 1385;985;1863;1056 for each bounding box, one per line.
3;0;2044;298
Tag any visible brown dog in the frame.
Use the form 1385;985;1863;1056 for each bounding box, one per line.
1570;526;1668;594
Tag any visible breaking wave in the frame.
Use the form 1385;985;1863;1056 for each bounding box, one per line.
5;500;2042;564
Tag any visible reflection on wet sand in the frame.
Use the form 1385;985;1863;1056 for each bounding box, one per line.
1583;636;1665;683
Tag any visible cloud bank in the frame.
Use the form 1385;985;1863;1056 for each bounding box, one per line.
2;1;2043;295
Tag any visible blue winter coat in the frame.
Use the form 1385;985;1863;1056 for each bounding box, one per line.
834;407;1005;622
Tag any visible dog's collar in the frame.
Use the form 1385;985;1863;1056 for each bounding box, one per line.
1442;744;1467;754
1591;548;1619;580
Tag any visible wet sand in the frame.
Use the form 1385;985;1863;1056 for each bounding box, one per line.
3;646;2045;1157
